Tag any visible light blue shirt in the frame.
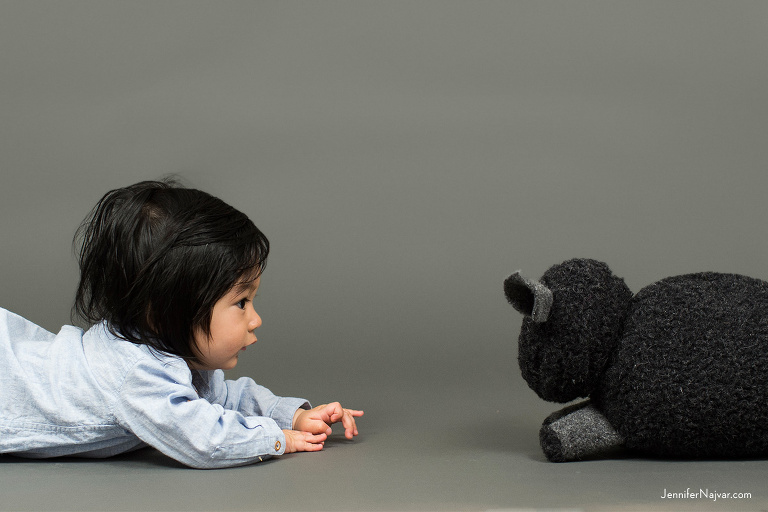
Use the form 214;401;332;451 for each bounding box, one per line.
0;307;309;469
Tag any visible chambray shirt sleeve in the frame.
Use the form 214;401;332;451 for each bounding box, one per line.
113;358;292;469
202;370;310;428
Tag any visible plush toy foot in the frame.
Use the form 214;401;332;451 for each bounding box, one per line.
539;400;625;462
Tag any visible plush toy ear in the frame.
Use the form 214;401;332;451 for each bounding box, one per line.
504;271;553;323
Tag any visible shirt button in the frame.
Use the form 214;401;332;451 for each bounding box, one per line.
274;440;282;451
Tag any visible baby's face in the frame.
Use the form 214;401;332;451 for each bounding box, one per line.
190;276;262;370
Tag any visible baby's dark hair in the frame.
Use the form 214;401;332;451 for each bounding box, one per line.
73;178;269;363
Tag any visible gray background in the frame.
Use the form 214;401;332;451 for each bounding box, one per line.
2;1;768;511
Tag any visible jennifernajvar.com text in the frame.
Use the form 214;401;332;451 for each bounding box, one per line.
661;488;752;502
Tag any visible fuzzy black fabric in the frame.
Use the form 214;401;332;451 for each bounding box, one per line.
515;259;632;403
594;272;768;458
506;258;768;460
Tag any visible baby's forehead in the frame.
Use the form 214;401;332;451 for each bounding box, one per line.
229;274;261;296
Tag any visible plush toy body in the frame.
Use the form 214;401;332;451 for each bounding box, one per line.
504;258;768;462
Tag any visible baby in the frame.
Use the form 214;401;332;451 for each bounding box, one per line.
0;179;362;468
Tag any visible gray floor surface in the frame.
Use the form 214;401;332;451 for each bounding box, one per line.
2;373;766;512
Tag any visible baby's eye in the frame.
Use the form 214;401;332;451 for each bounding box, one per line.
237;298;249;309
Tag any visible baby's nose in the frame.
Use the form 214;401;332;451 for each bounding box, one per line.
250;312;262;331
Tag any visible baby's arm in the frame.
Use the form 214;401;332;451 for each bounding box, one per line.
202;370;310;424
204;372;363;447
199;371;333;454
201;372;364;453
116;361;315;468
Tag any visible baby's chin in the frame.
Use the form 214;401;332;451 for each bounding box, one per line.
220;356;240;370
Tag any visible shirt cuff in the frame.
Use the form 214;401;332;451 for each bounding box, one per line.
270;397;311;430
244;417;286;456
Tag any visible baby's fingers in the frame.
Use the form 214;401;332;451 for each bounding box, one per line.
322;402;345;423
299;432;327;451
283;430;327;453
325;403;363;423
342;408;364;439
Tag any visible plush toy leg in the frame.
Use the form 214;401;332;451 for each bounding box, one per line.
539;400;625;462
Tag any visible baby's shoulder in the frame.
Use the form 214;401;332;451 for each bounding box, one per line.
0;307;57;342
82;323;191;387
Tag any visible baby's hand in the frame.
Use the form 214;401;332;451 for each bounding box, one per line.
293;402;364;440
282;429;327;453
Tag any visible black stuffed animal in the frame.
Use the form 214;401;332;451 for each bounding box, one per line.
504;258;768;462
